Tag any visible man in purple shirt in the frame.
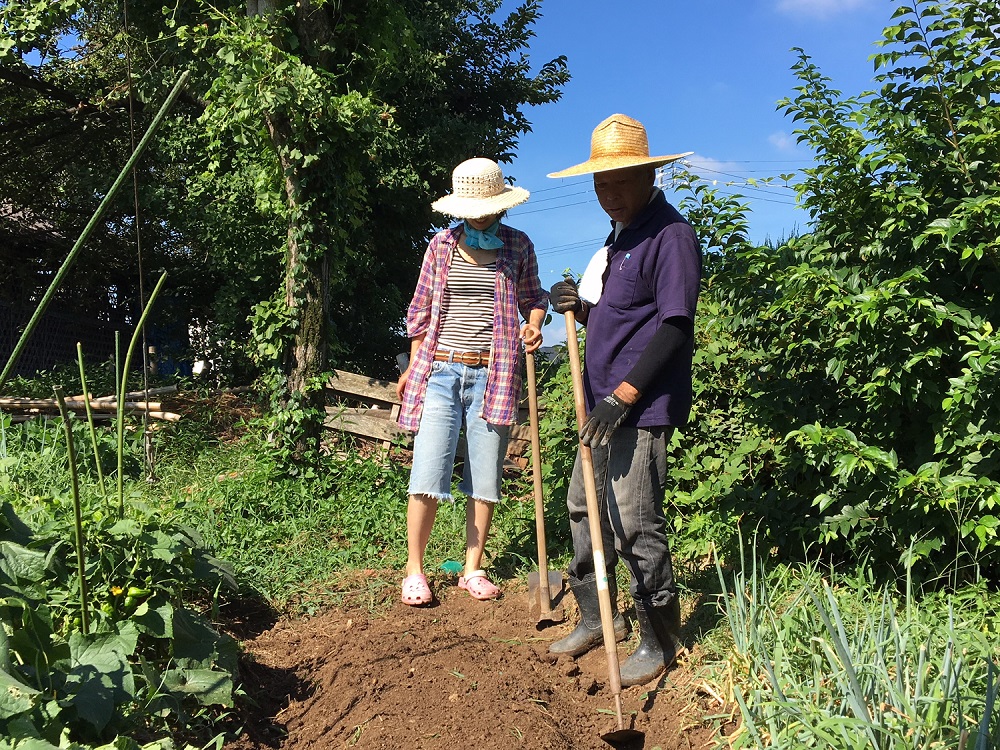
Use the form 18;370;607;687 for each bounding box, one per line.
546;114;701;687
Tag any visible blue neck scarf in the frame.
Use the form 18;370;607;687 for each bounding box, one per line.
463;219;504;250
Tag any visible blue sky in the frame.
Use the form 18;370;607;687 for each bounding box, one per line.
494;0;897;341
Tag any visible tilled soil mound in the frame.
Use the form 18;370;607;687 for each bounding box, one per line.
224;578;722;750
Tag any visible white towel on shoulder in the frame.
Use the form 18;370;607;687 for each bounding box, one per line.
578;246;610;304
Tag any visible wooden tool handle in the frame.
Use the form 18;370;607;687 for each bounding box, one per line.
563;311;627;728
526;349;552;614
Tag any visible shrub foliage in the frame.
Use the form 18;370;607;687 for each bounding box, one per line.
646;0;1000;581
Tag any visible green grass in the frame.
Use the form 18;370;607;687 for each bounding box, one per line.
2;397;563;614
138;415;552;611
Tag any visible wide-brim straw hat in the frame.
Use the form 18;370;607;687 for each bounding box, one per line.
547;114;692;178
432;158;530;219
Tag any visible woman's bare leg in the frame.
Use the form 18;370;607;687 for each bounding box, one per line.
464;497;495;575
406;494;438;576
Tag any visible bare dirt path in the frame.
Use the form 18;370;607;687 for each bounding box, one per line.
222;577;723;750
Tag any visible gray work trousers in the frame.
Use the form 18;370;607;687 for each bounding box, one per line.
566;425;678;608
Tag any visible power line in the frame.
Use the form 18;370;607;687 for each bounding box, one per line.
703;159;812;164
508;197;598;216
536;237;607;258
521;160;810;195
685;164;799;188
708;187;798;206
537;235;607;252
512;179;799;217
523;188;591;205
526;177;592;193
506;157;806;255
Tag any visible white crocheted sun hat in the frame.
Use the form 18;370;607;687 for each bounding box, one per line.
431;158;530;220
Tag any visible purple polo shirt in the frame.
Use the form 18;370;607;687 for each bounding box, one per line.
583;191;702;428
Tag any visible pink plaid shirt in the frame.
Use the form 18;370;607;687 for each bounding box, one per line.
398;223;548;431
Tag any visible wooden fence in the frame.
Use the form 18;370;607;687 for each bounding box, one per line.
323;369;533;470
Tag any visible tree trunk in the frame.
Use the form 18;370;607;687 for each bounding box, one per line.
249;0;333;460
266;111;329;458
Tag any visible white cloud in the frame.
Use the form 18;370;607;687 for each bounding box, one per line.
659;154;750;188
681;154;744;175
775;0;871;20
659;153;805;196
768;131;798;152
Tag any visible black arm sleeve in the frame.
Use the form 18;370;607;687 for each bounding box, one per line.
621;316;693;395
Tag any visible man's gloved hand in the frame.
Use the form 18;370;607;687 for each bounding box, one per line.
550;278;584;314
580;393;632;448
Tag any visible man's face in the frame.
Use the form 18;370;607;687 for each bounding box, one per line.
593;166;654;226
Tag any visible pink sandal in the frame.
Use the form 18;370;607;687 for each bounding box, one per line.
458;570;500;600
401;573;433;606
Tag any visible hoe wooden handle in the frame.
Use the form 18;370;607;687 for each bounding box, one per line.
563;311;627;730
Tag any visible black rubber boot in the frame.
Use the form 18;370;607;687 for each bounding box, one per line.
619;596;684;687
548;575;627;657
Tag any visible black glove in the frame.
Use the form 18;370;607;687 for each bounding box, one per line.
549;278;584;314
580;393;632;448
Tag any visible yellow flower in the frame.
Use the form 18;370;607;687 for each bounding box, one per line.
111;586;124;596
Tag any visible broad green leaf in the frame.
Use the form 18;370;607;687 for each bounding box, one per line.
0;666;39;719
161;668;233;707
0;542;49;583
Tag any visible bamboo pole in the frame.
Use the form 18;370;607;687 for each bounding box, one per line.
92;385;178;401
77;343;106;495
0;398;164;410
53;386;90;635
117;272;168;514
8;408;180;422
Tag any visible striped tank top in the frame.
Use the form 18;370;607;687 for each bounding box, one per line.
436;247;497;352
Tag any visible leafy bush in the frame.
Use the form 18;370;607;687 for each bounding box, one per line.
644;0;1000;580
0;497;237;747
1;415;136;496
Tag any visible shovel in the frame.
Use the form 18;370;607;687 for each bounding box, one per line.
525;349;565;626
564;309;644;748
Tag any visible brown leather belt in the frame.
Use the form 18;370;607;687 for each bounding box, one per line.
434;350;492;367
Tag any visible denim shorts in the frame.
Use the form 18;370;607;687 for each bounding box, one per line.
408;361;511;503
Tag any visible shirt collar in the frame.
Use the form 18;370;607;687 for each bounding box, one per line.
612;188;663;241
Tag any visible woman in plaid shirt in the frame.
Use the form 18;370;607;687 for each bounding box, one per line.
396;158;548;606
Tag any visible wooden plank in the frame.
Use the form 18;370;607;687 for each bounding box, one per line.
320;366;539;469
508;423;533;442
383;403;402;451
324;407;411;444
325;370;399;405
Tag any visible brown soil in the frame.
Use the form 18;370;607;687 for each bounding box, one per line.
222;578;726;750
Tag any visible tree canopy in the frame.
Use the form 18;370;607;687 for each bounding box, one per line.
0;1;568;425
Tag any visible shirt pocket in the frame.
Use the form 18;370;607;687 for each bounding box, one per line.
604;265;640;309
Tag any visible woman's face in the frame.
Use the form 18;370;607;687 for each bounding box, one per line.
466;214;500;231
